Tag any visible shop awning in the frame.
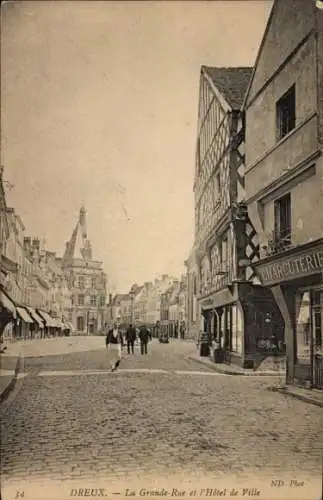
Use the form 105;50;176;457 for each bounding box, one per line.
16;306;34;324
26;307;44;328
37;310;57;328
52;318;64;329
0;289;16;318
62;321;74;331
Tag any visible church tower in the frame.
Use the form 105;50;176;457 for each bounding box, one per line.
61;207;107;335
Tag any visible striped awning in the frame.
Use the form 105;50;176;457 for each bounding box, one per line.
26;307;44;328
62;321;74;331
37;310;57;328
16;306;34;324
0;289;16;318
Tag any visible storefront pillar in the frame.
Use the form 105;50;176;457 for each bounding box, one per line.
272;285;295;384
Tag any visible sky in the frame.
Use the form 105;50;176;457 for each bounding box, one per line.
1;0;272;293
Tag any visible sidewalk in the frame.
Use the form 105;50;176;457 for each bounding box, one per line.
188;353;285;376
267;384;323;408
0;335;106;402
0;348;23;404
1;335;105;358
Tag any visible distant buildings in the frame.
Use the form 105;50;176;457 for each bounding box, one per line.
0;178;107;341
106;274;188;336
61;206;107;335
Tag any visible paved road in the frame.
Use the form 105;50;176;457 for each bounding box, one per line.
1;339;322;500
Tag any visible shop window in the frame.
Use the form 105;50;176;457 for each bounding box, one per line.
231;305;243;354
274;193;291;242
295;291;311;363
312;291;322;351
276;85;295;140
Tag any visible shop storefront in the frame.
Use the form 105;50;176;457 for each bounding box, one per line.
0;286;17;342
254;238;323;389
25;306;45;338
200;281;285;369
15;306;34;339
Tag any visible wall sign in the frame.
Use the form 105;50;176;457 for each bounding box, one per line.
256;247;323;286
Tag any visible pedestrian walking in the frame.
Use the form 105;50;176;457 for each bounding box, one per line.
105;323;124;371
139;325;149;355
126;323;137;354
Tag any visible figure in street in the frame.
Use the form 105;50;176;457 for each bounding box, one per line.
126;323;137;354
139;325;149;355
105;322;124;371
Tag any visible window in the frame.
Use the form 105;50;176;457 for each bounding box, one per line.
296;291;311;363
220;236;228;269
312;291;322;350
91;295;97;306
100;296;106;307
276;85;295;140
216;173;221;196
78;294;84;306
231;305;243;353
274;193;291;241
78;276;85;289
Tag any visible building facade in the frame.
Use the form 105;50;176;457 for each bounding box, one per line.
185;250;201;341
244;0;323;388
0;172;18;339
61;207;107;334
192;65;284;368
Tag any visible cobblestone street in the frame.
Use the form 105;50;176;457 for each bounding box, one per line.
1;339;322;500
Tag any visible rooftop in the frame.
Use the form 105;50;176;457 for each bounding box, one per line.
203;66;253;109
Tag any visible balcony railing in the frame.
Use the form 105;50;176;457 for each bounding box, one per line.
261;230;293;258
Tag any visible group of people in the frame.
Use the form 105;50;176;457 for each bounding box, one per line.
105;322;152;372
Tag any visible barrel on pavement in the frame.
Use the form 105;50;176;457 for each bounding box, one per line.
199;332;210;357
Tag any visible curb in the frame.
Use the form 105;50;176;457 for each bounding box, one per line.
188;355;285;377
267;386;323;408
0;353;22;405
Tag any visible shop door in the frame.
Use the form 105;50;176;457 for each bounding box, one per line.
312;291;323;389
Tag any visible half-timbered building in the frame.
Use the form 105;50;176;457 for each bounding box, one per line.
244;0;323;387
193;66;284;369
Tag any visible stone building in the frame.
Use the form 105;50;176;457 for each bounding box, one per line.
185;250;202;342
105;293;125;328
61;207;107;334
244;0;323;387
0;170;18;339
191;65;284;368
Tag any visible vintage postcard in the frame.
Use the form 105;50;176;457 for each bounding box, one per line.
1;1;322;500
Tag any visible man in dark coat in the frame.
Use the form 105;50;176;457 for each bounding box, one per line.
139;325;149;355
126;323;137;354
